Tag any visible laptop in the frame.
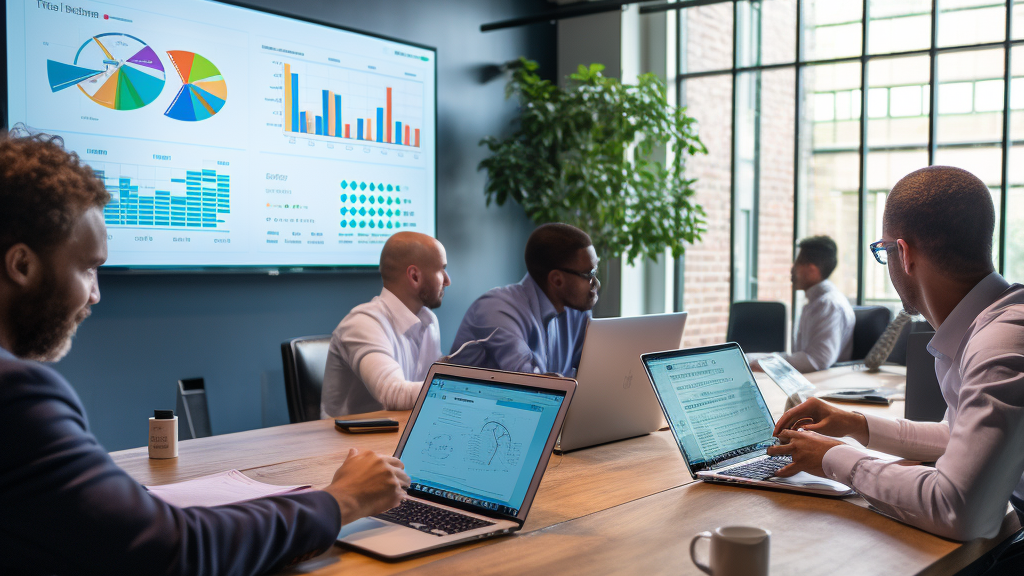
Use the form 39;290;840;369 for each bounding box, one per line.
641;343;853;497
555;312;687;452
337;363;576;560
904;330;946;422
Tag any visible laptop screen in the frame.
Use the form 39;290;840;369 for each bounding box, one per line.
399;374;566;517
644;345;776;470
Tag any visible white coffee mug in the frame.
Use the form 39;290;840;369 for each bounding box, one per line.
689;526;770;576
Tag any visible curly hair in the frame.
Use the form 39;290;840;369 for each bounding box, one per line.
0;131;109;257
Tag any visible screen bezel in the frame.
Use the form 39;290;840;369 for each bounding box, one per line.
641;342;778;475
393;363;576;525
2;0;438;274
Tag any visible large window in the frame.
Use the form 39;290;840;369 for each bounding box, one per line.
656;0;1023;344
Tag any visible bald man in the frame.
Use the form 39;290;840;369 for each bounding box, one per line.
320;232;450;417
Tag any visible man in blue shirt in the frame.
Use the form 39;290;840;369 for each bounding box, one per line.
450;223;599;376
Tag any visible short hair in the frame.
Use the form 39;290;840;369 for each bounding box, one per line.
0;131;109;257
796;235;838;279
525;223;593;288
884;166;994;278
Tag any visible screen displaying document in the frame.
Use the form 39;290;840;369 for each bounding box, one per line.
400;376;565;517
646;347;776;468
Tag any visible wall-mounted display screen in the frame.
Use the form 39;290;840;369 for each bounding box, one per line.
6;0;436;269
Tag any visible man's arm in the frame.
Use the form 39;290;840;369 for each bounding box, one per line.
0;364;341;576
357;351;426;409
339;312;432;410
782;301;850;372
451;296;541;374
774;320;1024;541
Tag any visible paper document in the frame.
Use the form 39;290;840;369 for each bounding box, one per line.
446;328;500;363
146;470;310;508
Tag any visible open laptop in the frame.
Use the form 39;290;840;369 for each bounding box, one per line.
337;363;576;560
555;313;686;452
641;343;852;496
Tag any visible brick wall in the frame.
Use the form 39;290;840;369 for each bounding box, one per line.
679;3;797;347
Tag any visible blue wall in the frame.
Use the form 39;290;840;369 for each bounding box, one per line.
52;0;555;451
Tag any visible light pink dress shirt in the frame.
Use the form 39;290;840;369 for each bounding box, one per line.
822;273;1024;540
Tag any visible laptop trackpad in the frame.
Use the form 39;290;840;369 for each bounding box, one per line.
338;516;394;539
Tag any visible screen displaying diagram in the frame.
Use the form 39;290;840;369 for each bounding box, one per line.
7;0;436;268
401;376;565;516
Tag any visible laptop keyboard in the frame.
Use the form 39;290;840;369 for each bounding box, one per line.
724;455;793;480
375;499;495;537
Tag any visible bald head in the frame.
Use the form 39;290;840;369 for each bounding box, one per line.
380;232;439;283
379;232;449;310
884;166;995;279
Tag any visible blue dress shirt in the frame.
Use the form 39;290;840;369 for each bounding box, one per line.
450;274;590;376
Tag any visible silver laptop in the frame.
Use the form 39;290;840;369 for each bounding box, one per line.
337;363;576;560
641;343;852;497
555;313;686;452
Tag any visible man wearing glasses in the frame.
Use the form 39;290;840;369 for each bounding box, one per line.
767;166;1024;543
449;223;599;376
751;235;855;373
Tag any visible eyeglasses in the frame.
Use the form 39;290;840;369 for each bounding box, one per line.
557;267;599;285
869;239;898;265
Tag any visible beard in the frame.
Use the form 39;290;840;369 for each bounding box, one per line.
888;262;920;316
8;269;88;362
419;283;444;310
567;288;599;312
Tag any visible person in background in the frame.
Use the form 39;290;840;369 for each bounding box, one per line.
0;132;409;576
450;223;599;376
768;166;1024;543
320;231;450;417
752;235;855;373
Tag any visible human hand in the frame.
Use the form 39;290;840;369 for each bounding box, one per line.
749;360;763;373
773;397;869;444
323;448;410;525
766;429;844;477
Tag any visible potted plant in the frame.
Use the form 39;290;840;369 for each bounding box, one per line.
479;57;708;266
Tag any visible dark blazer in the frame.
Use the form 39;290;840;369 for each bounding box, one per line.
0;347;341;576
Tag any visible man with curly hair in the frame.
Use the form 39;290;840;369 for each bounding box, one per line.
0;132;410;575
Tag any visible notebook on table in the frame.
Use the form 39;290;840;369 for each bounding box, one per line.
337;363;576;560
641;343;852;497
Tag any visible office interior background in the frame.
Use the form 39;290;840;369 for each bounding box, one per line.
51;0;1024;451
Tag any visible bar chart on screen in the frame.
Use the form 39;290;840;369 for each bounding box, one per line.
279;60;424;149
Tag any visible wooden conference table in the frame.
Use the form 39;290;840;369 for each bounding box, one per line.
112;365;1021;575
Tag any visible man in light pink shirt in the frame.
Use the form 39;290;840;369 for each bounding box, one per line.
768;166;1024;543
320;232;450;417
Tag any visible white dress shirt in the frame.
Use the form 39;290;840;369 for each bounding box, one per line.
782;279;855;372
822;272;1024;541
319;288;441;418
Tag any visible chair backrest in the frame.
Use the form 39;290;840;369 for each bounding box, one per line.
851;305;893;361
726;301;787;353
176;378;212;440
281;335;331;423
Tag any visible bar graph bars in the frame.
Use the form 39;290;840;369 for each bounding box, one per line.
281;63;422;147
95;163;230;229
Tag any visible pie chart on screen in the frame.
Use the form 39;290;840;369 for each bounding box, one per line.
46;33;165;111
164;50;227;121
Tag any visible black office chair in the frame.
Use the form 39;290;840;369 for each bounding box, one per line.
281;335;331;423
726;301;787;353
850;305;893;361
